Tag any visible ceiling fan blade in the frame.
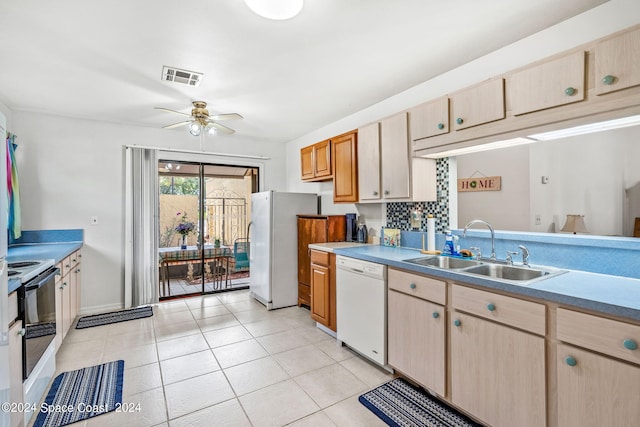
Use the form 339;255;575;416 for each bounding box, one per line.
154;107;191;117
209;121;235;134
210;113;243;121
163;120;192;129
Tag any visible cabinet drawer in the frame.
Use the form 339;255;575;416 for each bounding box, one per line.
557;308;640;365
310;249;330;266
8;291;18;324
452;284;545;335
388;268;446;305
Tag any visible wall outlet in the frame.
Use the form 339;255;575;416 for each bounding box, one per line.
90;216;98;225
535;214;541;225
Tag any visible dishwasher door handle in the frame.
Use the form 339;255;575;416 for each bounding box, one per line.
349;268;364;274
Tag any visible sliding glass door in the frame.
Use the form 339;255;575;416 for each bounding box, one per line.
158;161;257;299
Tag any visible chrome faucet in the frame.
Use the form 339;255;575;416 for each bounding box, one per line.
463;219;496;260
518;245;530;266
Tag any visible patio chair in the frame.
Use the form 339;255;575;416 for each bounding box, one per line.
231;237;250;272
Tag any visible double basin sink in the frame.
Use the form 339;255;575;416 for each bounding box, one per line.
403;255;566;285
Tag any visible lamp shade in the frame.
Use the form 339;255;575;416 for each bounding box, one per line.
561;214;589;234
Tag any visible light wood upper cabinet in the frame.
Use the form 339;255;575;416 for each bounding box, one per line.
509;51;586;116
380;113;411;199
357;122;381;201
595;26;640;95
331;131;358;203
451;78;505;131
450;311;546;427
409;96;449;141
300;139;332;181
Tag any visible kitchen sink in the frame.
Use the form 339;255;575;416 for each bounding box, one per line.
462;263;566;283
404;256;481;269
403;255;567;285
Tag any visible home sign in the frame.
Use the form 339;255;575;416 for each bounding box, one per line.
458;176;501;192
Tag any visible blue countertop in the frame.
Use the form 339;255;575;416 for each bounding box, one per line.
7;242;83;293
333;245;640;322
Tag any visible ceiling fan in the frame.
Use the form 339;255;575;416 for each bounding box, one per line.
155;101;243;136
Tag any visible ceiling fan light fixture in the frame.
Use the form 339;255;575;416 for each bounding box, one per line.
244;0;303;20
205;123;217;136
188;122;202;136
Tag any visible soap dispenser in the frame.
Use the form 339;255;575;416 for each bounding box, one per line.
443;230;454;255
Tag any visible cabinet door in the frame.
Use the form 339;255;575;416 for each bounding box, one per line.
332;131;359;203
509;51;585;115
388;290;445;396
9;320;24;427
297;218;328;286
313;140;332;179
557;343;640;427
357;123;381;202
595;27;640;95
409;96;449;140
451;78;505;130
300;145;314;180
310;263;330;327
380;113;410;199
450;312;546;427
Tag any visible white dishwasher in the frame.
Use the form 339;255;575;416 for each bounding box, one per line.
336;255;388;367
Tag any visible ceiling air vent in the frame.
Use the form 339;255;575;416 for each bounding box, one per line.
161;66;203;87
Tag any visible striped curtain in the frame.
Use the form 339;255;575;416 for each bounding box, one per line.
124;147;159;307
6;132;21;239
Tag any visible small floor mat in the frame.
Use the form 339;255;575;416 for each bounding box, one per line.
76;306;153;329
359;378;484;427
33;360;124;427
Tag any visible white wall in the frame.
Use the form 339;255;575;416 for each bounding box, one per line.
284;0;640;231
530;126;640;236
11;111;286;312
456;145;531;231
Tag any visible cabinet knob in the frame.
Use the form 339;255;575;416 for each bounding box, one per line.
623;339;638;351
456;118;464;125
437;123;444;130
18;328;26;337
565;356;577;367
487;303;496;312
454;319;461;327
384;190;390;196
564;87;576;96
602;75;615;85
409;283;416;290
65;264;70;268
76;269;81;273
432;312;439;319
373;191;378;196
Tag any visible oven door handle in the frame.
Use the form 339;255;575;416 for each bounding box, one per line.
25;267;61;291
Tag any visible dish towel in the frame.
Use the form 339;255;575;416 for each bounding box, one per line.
6;132;21;239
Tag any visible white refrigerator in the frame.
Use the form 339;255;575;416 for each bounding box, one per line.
249;191;317;310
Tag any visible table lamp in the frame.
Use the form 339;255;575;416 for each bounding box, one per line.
561;214;589;234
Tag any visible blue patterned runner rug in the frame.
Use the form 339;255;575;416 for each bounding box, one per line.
76;306;153;329
359;378;484;427
33;360;124;427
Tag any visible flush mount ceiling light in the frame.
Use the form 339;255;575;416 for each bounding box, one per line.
244;0;303;20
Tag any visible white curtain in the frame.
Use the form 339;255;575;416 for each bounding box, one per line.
124;147;159;308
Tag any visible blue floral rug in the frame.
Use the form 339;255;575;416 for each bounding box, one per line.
359;378;484;427
33;360;124;427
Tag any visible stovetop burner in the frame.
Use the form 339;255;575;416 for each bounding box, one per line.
7;259;56;284
9;261;41;269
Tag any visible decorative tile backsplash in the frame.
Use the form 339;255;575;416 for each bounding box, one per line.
386;158;450;233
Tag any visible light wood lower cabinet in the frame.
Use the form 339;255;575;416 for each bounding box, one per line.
55;250;82;348
310;249;336;331
388;289;445;396
557;343;640;427
450;311;546;427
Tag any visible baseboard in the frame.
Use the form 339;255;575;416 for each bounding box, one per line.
78;302;123;316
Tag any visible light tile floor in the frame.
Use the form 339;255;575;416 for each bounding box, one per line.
45;290;392;426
